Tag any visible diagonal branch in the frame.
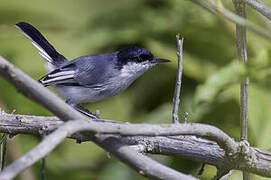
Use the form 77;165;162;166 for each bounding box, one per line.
95;136;198;180
242;0;271;21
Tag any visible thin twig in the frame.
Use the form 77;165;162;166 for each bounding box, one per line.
172;34;184;123
1;134;7;171
232;0;249;180
242;0;271;21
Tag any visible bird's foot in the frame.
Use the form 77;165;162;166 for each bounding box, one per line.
75;104;100;119
66;100;99;119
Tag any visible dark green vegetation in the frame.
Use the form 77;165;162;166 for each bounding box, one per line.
1;0;271;179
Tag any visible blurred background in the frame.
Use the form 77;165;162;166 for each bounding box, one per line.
1;0;271;179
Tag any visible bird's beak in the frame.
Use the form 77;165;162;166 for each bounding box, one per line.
152;58;171;63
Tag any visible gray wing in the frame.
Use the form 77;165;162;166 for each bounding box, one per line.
39;54;115;87
39;63;77;86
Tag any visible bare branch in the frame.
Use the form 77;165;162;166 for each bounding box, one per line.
232;0;249;179
0;118;198;180
172;35;184;123
95;138;198;180
242;0;271;21
2;113;271;178
0;112;237;154
0;113;227;165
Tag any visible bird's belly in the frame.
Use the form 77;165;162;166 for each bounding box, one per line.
53;75;138;104
54;85;109;104
53;83;130;104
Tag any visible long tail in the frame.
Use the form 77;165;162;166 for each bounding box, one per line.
15;22;68;71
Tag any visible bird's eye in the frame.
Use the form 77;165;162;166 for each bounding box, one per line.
138;54;152;62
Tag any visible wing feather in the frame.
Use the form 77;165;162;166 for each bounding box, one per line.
39;63;77;86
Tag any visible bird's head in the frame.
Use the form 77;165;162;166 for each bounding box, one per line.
116;46;170;76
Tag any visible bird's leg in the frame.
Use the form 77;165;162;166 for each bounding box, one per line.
75;106;99;119
66;100;99;119
76;104;100;119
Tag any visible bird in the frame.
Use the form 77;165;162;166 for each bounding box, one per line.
15;22;171;118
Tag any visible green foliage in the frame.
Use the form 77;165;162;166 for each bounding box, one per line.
194;61;245;106
1;0;271;179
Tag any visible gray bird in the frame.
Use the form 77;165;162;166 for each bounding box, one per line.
16;22;171;118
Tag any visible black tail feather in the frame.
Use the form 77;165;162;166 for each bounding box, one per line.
15;22;67;66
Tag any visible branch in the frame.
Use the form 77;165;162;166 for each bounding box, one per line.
0;116;197;180
2;113;271;178
0;111;237;154
0;112;237;154
95;137;197;180
0;113;227;167
172;35;184;123
242;0;271;21
232;0;249;179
